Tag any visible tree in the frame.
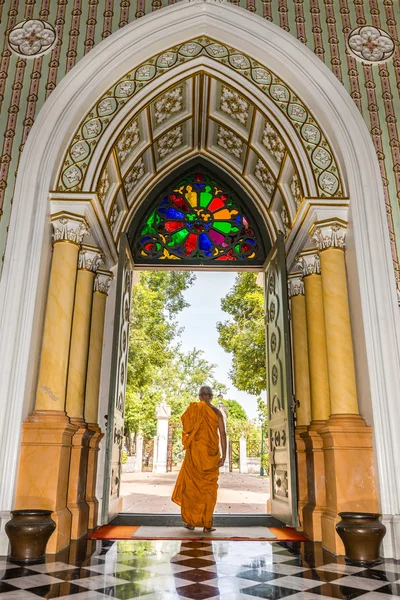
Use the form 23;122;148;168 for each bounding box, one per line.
217;273;266;395
125;271;195;439
125;270;228;442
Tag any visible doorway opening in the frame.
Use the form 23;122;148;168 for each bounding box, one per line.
102;161;298;528
120;270;270;516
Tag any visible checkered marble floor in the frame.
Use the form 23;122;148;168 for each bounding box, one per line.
0;538;400;599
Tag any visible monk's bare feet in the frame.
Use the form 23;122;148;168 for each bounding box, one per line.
203;527;216;533
183;523;195;530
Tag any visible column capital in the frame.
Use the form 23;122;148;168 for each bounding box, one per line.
93;269;113;294
51;212;90;246
78;245;104;272
309;218;347;251
288;273;304;297
295;248;321;277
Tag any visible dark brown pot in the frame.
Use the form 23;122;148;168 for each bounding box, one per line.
5;509;56;564
336;512;386;567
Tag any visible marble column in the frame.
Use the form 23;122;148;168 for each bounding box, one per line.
310;220;378;554
66;245;104;539
288;273;311;528
85;270;112;530
296;249;330;541
153;399;171;474
15;213;89;553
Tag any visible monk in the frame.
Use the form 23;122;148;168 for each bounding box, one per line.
172;386;227;532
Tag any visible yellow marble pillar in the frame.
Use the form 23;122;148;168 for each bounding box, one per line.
15;213;89;554
296;249;330;542
85;269;112;529
288;273;311;528
66;245;104;540
310;219;378;555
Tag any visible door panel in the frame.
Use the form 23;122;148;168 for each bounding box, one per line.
265;234;298;526
102;234;134;523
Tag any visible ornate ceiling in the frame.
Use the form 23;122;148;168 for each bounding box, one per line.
94;74;308;247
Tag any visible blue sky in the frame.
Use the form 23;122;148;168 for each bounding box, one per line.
176;271;264;419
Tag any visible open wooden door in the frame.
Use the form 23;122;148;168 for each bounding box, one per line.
264;233;298;526
102;233;134;523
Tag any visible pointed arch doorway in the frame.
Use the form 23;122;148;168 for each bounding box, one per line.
102;157;299;528
2;1;399;557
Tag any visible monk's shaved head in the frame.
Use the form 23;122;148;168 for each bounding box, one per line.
199;385;213;397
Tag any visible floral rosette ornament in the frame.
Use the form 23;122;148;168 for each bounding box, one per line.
347;26;394;63
135;172;263;263
8;20;56;58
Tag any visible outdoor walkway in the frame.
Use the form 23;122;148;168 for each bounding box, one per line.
120;471;270;513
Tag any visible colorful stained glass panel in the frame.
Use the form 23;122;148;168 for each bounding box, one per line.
134;172;263;263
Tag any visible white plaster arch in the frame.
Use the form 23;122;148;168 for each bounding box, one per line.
0;0;400;556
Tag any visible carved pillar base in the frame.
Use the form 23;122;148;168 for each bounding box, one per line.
67;418;93;539
320;414;378;555
86;423;104;530
15;411;77;553
301;421;326;541
295;425;308;529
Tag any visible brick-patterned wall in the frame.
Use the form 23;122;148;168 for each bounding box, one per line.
1;0;399;291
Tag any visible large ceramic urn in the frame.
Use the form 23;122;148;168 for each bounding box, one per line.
5;509;56;564
336;512;386;566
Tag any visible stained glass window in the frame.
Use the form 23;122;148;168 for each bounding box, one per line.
133;172;265;264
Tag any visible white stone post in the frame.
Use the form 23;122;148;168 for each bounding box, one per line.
153;399;171;473
134;431;143;473
239;436;248;474
217;401;230;472
152;435;158;472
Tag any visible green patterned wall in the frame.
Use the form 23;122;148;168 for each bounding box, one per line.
1;0;400;292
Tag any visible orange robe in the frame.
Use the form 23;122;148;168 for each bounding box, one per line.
172;401;220;528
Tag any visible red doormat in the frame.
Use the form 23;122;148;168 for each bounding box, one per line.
87;525;308;542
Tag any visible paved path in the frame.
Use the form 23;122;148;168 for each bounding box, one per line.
120;471;270;514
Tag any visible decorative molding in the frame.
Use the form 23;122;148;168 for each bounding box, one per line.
94;269;113;295
78;245;105;272
262;121;285;164
310;218;347;251
51;213;89;246
217;125;243;159
287;273;304;298
295;248;321;276
8;19;56;58
156;126;183;159
254;159;275;197
115;119;140;166
124;157;145;196
285;199;349;271
49;195;118;268
220;85;249;127
97;168;110;205
290;173;303;210
281;205;290;237
347;26;395;64
154;87;183;127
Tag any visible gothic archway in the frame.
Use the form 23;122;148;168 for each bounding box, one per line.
1;1;399;557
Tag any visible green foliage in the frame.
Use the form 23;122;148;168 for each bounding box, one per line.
260;452;270;475
125;271;228;440
217;273;266;395
121;451;128;465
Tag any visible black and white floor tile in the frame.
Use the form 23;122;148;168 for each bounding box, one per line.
0;538;399;599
